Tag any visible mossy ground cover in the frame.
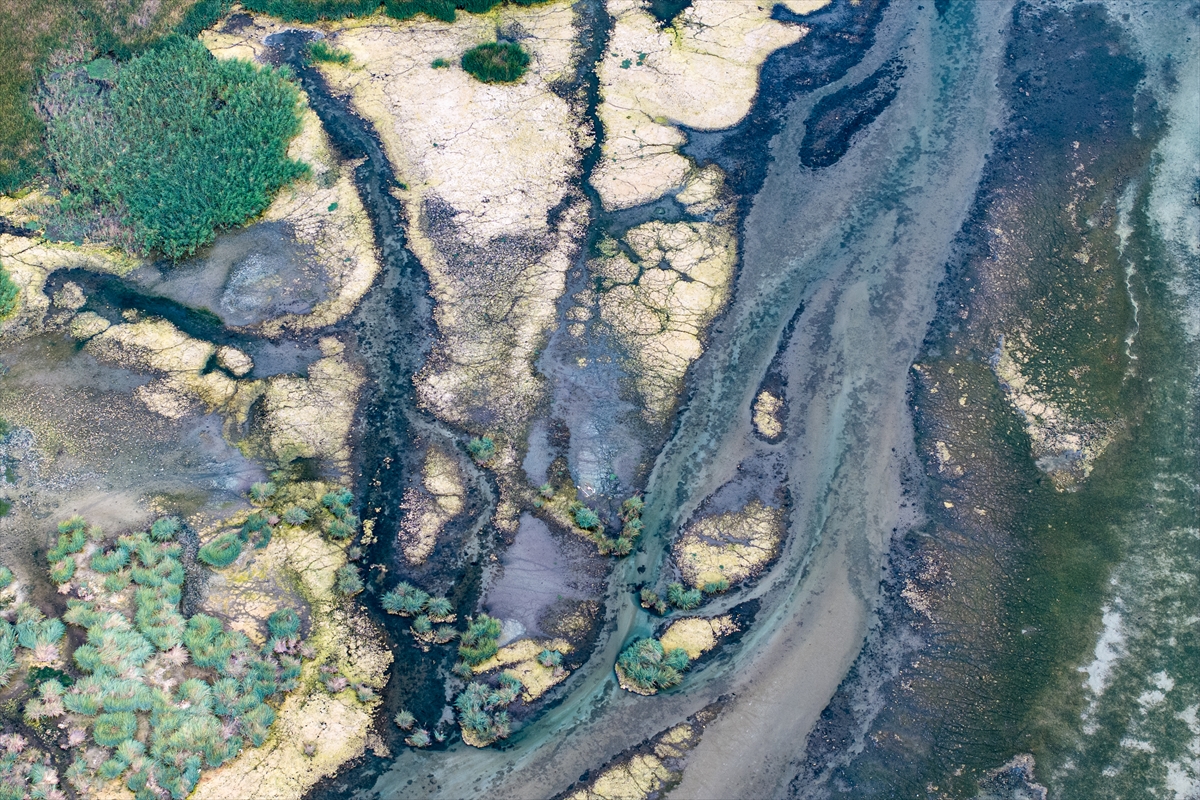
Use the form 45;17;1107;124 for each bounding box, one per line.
0;0;231;194
43;37;308;259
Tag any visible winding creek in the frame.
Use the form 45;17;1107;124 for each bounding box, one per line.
1;2;1194;797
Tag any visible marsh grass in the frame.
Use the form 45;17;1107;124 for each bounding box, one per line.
460;41;530;83
0;0;233;194
44;38;308;259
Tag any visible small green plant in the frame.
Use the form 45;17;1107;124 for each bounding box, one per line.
92;711;138;746
426;596;454;618
457;614;502;666
466;435;496;463
267;609;302;640
0;266;18;319
537;648;562;668
198;533;244;569
149;516;181;542
306;40;353;65
666;582;703;610
405;728;432;747
572;504;600;531
461;41;530;84
249;482;277;504
702;578;730;594
381;582;430;616
335;565;364;597
639;588;667;615
431;57;451;69
282;506;310;526
394;709;416;730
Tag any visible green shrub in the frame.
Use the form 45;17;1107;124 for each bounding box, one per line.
461;41;530;84
466;435;496;463
267;608;302;639
49;559;75;584
307;41;353;65
384;0;550;23
104;571;133;593
198;533;244;568
616;638;688;693
335;565;363;597
0;266;18;319
282;506;309;525
45;39;308;259
537;648;562;668
412;615;432;635
572;505;600;530
149;517;181;542
248;482;277;504
93;711;138;746
91;547;130;574
426;596;453;618
394;709;416;730
702;578;730;594
666;582;702;610
431;57;451;68
325;516;356;540
0;565;12;590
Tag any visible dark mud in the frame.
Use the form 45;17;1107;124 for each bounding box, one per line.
798;56;904;169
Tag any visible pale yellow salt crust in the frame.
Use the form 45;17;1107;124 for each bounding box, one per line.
472;637;573;701
398;445;466;564
752;390;784;439
563;722;704;800
0;230;139;337
301;5;588;436
591;220;736;423
674;499;784;589
658;614;737;660
192;484;391;800
81;317;242;419
591;0;809;210
261;337;365;470
990;336;1114;490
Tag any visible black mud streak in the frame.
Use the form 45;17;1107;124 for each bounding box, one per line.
798;57;905;169
256;32;495;800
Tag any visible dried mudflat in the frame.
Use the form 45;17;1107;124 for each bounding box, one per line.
365;1;1014;797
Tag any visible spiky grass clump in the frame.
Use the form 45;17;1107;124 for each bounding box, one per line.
461;41;530;83
457;614;501;667
197;533;243;568
616;637;689;694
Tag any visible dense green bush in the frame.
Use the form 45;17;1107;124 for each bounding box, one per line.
335;564;363;596
198;533;244;568
457;614;501;666
46;38;308;259
0;266;18;319
572;504;600;531
384;0;550;23
268;608;302;639
461;41;530;83
149;516;181;542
